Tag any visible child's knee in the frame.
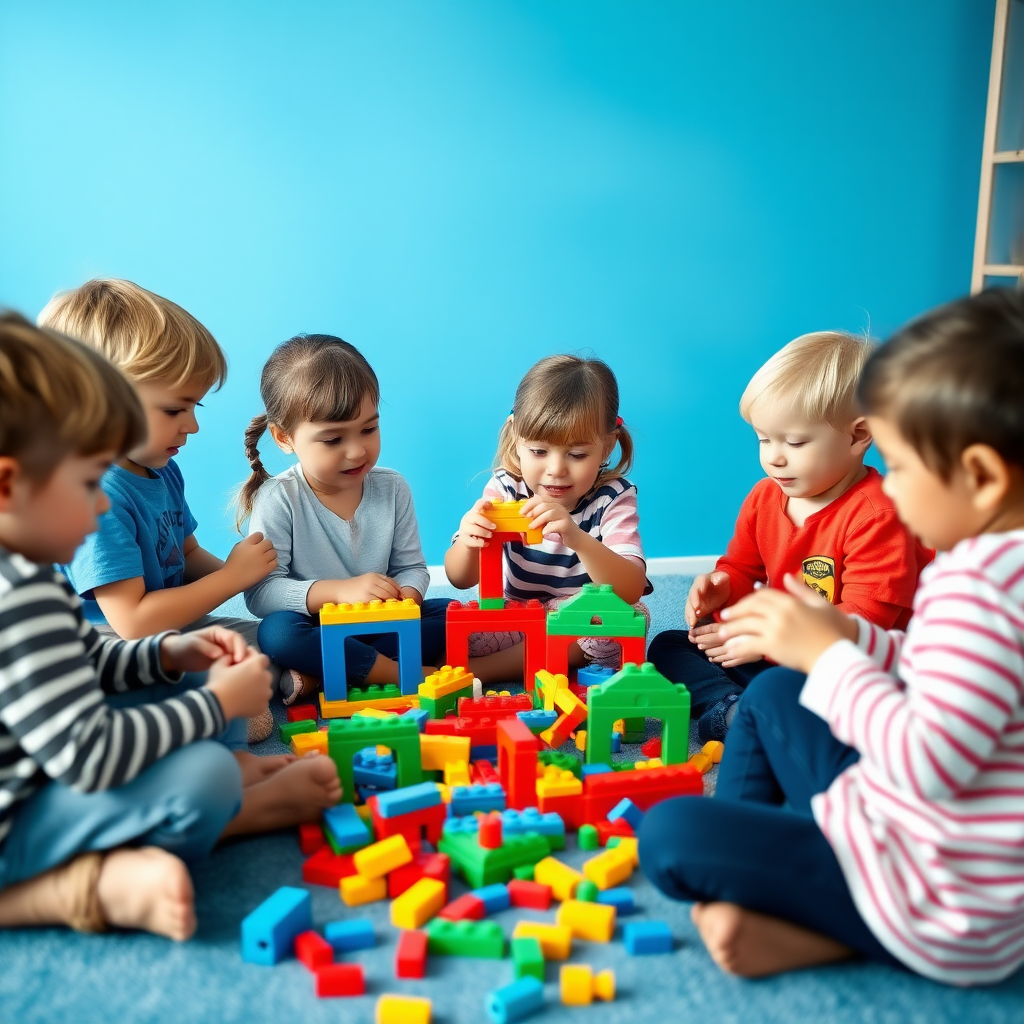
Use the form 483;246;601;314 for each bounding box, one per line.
176;742;243;820
742;667;806;715
638;797;706;899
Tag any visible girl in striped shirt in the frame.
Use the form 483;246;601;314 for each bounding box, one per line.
445;355;650;684
639;289;1024;986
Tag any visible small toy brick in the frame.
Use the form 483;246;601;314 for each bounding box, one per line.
396;928;428;978
240;886;311;965
459;693;534;720
535;766;582;799
427;918;505;958
576;664;615;688
316;962;365;997
533;856;583;901
479;811;503;849
450;782;507;816
511;935;545;982
582;847;634;890
286;703;318;722
323;803;371;853
578;824;599;850
486;977;544;1024
472;883;511;914
610;731;621;753
295;930;333;971
581;763;612;777
607;797;644;830
623;920;673;955
292;730;329;756
325;918;375;953
302;847;357;887
607;835;639;867
556;899;616;942
388;850;451;898
374;781;442;819
391;877;447;929
353;707;398;720
279;718;317;744
596;887;636;915
640;735;662;758
688;752;713;774
353;835;413;879
404;707;430;732
321;597;420;624
507;879;552;911
574;729;587;753
298;822;326;856
511;920;572;960
444;759;472;787
438;893;487;921
517;709;558;734
512;864;535;881
502;808;566;848
376;993;432;1024
702;739;724;763
420;664;475;699
595;819;634;845
421;733;472;771
560;964;615;1005
575;880;599;902
320;685;416;718
340;873;388;906
472;759;501;785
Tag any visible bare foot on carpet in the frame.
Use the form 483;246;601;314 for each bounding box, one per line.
234;751;296;787
691;901;853;977
97;848;196;942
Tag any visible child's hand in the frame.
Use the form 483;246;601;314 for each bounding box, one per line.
224;533;278;590
685;572;731;628
456;499;497;550
332;574;402;604
160;626;249;673
205;648;273;720
521;497;581;547
717;574;859;673
688;621;761;669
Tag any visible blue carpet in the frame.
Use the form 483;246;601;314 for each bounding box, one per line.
2;577;1021;1023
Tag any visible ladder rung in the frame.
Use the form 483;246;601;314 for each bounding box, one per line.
993;150;1024;163
982;264;1024;276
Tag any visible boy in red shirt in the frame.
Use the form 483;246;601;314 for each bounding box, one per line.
648;331;931;741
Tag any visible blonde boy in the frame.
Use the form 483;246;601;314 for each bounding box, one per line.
648;331;931;741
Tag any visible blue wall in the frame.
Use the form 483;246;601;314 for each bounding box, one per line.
0;1;993;565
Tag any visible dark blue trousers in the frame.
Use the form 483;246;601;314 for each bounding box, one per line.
638;667;902;967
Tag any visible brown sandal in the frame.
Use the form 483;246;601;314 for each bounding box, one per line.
59;851;107;933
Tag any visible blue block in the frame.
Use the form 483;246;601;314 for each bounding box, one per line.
322;616;422;701
403;707;429;732
240;886;311;965
517;709;557;734
324;918;375;952
623;920;673;955
610;731;621;753
473;883;511;913
352;745;398;789
374;780;442;818
470;744;498;762
596;887;636;915
322;803;371;852
486;977;544;1023
450;782;506;816
582;763;613;776
502;808;565;841
608;797;644;830
443;815;480;837
577;665;615;687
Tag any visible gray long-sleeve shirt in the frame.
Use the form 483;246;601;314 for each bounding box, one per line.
243;464;431;618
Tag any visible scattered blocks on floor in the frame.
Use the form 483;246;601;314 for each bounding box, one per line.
295;929;333;971
511;935;545;982
427;918;506;958
439;892;487;921
316;962;365;997
374;780;441;818
507;879;552;911
322;802;371;853
511;920;572;960
473;883;511;914
486;976;545;1023
575;879;599;902
560;964;615;1005
556;898;616;942
354;835;413;879
377;993;432;1024
240;886;312;966
450;782;506;816
324;918;375;952
533;856;583;901
395;928;429;979
623;919;673;955
390;877;447;929
702;739;724;762
583;846;634;890
607;797;644;830
577;824;599;850
340;873;388;907
596;887;636;915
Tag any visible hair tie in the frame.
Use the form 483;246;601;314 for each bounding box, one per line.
615;416;623;427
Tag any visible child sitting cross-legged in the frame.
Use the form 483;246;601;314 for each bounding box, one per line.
648;331;931;741
639;289;1024;986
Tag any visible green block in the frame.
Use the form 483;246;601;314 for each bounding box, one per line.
576;879;599;902
278;719;317;744
439;830;550;888
578;824;599;851
611;761;637;772
419;690;464;720
607;836;623;848
327;716;423;803
545;583;647;638
511;936;545;981
427;919;505;958
512;864;535;881
479;597;505;610
346;683;405;702
538;750;582;779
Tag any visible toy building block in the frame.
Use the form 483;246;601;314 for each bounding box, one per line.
444;759;471;787
420;733;471;771
472;883;511;914
486;976;545;1024
396;928;428;979
286;703;318;722
688;752;713;774
539;685;588;749
511;920;572;959
511;935;545;982
280;718;317;744
535;766;583;801
574;729;587;752
596;887;635;915
450;782;506;816
316;962;365;998
291;730;329;756
320;682;420;719
581;762;703;824
377;994;432;1024
447;599;547;692
327;716;422;802
607;835;639;866
545;585;647;676
439;823;551;888
577;664;615;688
479;811;503;849
575;879;599;902
442;807;565;850
340;873;388;906
370;794;448;850
460;693;534;720
353;746;398;790
640;735;662;758
534;669;568;712
391;877;447;929
577;824;599;850
439;892;487;921
321;599;422;701
354;835;413;879
325;918;375;952
353;706;398;720
607;797;644;830
302;847;357;887
533;856;583;901
472;759;501;785
427;918;505;958
404;706;430;732
240;886;312;965
635;757;664;769
536;790;584;832
419;665;476;719
507;879;552;911
388;849;451;898
594;819;633;845
484;499;544;537
295;930;333;971
323;803;371;853
538;749;583;776
556;899;616;942
374;780;441;818
582;847;634;891
496;718;539;810
560;964;615;1005
623;920;673;955
517;709;557;734
298;822;326;856
702;739;725;762
426;714;501;747
512;864;535;881
581;763;612;778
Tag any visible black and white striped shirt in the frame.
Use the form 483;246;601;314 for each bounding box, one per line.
0;547;226;851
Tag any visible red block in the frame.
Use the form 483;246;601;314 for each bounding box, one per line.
478;811;503;849
641;736;663;758
395;928;429;979
507;879;552;910
286;704;318;722
536;789;584;830
295;930;333;972
458;694;533;720
369;795;448;848
595;818;635;845
582;763;703;823
497;717;539;810
471;759;501;786
438;893;486;921
425;716;498;746
446;600;547;692
302;846;357;887
316;963;365;997
388;850;452;899
298;822;326;856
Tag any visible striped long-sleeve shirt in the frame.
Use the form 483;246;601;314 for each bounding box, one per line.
0;547;226;852
801;529;1024;985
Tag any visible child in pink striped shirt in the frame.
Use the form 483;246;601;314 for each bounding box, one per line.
639;289;1024;986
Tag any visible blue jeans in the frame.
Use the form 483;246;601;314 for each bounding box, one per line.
647;628;769;718
258;598;450;684
638;667;902;968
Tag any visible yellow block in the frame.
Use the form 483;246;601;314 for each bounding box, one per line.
613;719;625;734
556;899;616;942
376;994;431;1024
320;598;421;625
420;733;471;771
340;873;387;906
319;692;420;718
702;739;725;763
635;757;663;770
535;670;569;712
688;752;712;774
377;744;392;756
582;848;633;890
390;877;447;929
443;760;471;787
561;964;615;1005
419;665;475;700
485;500;544;543
484;689;512;697
355;803;373;822
353;835;412;879
511;920;573;960
291;731;327;756
611;836;639;868
535;766;583;799
553;686;585;716
573;730;587;753
436;783;452;803
354;707;398;720
533;856;583;901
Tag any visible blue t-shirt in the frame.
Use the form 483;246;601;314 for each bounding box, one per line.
63;460;198;623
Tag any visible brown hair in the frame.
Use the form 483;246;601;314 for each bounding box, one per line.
236;334;380;527
494;354;633;487
38;278;227;390
0;311;146;481
858;288;1024;479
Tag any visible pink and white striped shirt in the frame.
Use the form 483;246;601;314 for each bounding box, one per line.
801;530;1024;985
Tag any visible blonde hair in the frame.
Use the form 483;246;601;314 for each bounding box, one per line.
739;331;876;429
236;334;380;528
494;354;633;487
0;311;146;481
38;279;227;390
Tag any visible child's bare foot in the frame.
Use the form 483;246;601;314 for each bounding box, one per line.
222;752;342;837
234;751;297;786
283;669;319;706
691;902;852;977
97;848;196;942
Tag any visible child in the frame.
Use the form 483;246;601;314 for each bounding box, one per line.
648;331;931;741
239;334;448;701
639;288;1024;986
0;313;272;940
445;355;650;683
